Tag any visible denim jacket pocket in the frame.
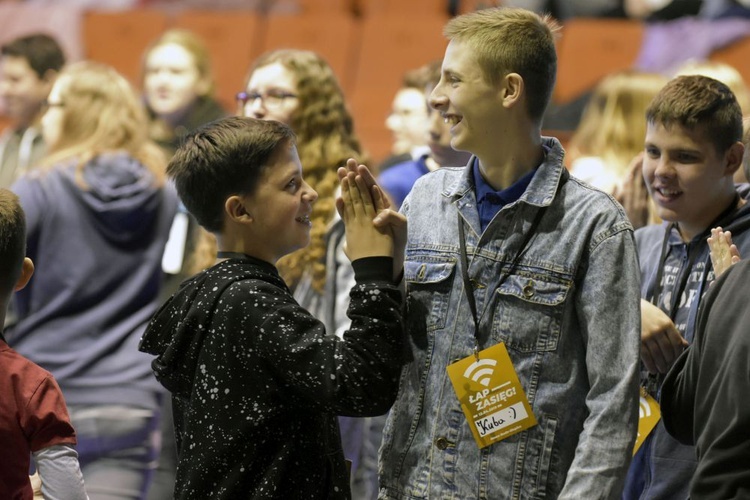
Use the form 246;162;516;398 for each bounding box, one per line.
491;273;571;353
404;258;456;333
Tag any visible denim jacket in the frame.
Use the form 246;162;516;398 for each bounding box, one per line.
379;138;641;500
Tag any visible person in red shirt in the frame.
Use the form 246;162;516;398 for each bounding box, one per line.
0;188;87;500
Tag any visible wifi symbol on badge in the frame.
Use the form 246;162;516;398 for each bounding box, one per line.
463;359;498;387
638;396;652;418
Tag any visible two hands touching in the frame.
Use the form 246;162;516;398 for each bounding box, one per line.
640;227;742;374
333;158;743;372
335;159;406;280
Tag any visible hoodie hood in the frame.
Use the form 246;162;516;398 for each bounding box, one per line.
636;183;750;343
139;257;283;397
60;152;164;243
722;183;750;235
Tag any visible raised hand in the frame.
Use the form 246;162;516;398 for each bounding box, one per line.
708;226;741;279
337;160;394;261
336;159;407;279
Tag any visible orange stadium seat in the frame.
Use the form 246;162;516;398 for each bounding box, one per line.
554;18;645;104
359;0;454;17
271;0;363;16
711;35;750;90
350;14;448;162
275;0;451;17
173;9;264;112
259;13;358;94
82;9;169;86
457;0;498;14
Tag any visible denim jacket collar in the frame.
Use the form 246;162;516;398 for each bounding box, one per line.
443;136;566;209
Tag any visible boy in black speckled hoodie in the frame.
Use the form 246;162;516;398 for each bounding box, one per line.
139;116;406;500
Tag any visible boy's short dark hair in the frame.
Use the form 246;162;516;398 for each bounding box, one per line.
647;74;743;155
443;7;560;124
0;189;26;294
1;33;66;79
167;116;296;233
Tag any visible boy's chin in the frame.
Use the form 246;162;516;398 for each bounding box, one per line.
283;239;311;256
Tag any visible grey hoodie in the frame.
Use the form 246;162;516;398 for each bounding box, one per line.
7;152;178;411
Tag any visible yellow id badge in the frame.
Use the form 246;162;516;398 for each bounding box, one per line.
633;387;661;456
447;342;537;449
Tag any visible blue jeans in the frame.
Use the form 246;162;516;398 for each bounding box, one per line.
69;405;160;500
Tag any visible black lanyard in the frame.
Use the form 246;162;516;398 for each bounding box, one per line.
644;194;742;394
650;225;697;321
650;193;740;320
457;206;545;359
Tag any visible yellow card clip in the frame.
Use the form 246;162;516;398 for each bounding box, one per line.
633;387;661;456
447;342;537;449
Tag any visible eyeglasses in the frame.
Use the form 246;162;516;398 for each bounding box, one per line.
236;90;297;111
41;100;65;112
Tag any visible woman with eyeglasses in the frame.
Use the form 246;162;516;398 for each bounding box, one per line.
6;61;178;500
239;49;383;499
240;50;367;298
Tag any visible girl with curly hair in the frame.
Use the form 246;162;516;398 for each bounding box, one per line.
239;49;382;499
240;49;367;297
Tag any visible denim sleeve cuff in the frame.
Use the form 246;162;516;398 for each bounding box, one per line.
352;257;394;283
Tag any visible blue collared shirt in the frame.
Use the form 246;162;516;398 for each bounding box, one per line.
472;159;537;232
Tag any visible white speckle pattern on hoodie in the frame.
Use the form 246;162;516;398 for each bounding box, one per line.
139;255;404;499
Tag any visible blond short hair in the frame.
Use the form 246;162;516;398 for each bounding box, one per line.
444;7;560;123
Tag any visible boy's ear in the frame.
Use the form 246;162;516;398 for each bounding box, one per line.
724;141;745;177
41;69;59;84
14;258;34;292
501;73;524;109
224;195;253;224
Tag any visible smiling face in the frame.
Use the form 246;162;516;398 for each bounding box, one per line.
144;43;207;119
429;39;504;160
426;88;471;167
0;55;52;128
643;121;741;241
244;140;317;263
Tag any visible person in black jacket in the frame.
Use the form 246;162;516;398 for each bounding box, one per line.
661;256;750;499
140;31;230;499
139;116;406;499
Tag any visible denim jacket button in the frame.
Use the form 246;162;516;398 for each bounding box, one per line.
523;280;535;298
435;437;450;450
